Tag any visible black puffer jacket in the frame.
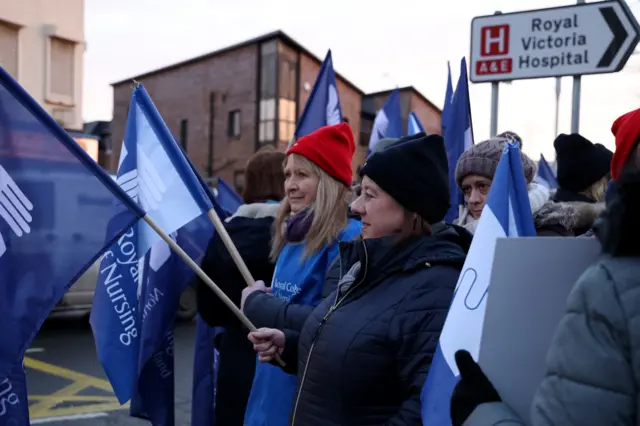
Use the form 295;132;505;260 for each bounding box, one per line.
279;227;469;426
196;202;279;426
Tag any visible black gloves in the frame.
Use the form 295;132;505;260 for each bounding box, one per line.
450;350;502;426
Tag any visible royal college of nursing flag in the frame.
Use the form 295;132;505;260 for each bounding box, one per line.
294;50;342;139
367;88;403;155
444;58;474;223
90;83;216;412
408;111;426;136
421;142;537;425
0;66;145;425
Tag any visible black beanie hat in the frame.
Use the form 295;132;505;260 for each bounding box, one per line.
359;132;450;224
554;133;613;192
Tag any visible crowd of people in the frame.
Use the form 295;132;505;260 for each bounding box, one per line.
194;105;639;425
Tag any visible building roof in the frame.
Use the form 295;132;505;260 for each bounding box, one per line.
364;86;442;115
111;30;364;95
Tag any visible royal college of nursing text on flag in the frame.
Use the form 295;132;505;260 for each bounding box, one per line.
0;66;145;426
421;142;536;425
90;83;216;417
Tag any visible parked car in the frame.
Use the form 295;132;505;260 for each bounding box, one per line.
50;260;198;321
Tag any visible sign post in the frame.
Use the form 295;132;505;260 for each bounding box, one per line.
490;11;502;137
470;0;640;133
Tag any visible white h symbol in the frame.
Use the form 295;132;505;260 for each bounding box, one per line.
483;26;506;55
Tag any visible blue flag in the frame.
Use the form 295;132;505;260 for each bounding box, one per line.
90;83;214;407
215;178;242;216
130;215;213;426
0;66;143;426
368;88;403;155
444;58;474;223
441;62;454;135
421;142;536;425
130;139;232;426
191;319;224;426
408;112;426;136
535;154;559;190
295;50;342;139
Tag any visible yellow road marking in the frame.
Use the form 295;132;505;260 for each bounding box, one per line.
23;357;127;419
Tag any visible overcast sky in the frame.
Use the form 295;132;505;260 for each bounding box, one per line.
83;0;640;160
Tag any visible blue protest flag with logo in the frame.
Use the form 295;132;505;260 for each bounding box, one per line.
408;111;426;136
295;50;342;139
368;88;403;155
0;361;28;426
130;135;234;426
443;58;474;223
90;83;214;407
0;66;144;425
421;142;536;425
130;214;213;426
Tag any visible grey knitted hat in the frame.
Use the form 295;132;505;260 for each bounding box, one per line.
455;136;537;187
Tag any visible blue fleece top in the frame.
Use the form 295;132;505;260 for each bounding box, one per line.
244;218;361;426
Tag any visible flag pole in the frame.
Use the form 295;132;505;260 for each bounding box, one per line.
206;208;256;287
142;214;286;367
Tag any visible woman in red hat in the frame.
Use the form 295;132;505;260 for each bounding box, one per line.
241;123;362;426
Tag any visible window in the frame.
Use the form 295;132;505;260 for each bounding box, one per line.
359;114;374;147
179;119;188;151
259;99;275;143
259;41;278;144
260;42;277;99
0;21;19;78
279;59;297;101
48;36;75;103
278;98;296;143
228;109;241;138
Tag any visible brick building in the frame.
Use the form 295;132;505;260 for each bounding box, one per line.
110;31;441;192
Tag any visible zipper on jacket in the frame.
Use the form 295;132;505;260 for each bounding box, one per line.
290;241;369;426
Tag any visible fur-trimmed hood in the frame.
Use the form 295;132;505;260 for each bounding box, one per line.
534;200;605;235
225;202;280;222
457;182;603;235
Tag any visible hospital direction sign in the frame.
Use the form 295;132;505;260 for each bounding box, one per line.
469;0;640;82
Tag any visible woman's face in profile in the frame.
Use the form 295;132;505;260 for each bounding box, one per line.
351;176;404;239
283;156;319;214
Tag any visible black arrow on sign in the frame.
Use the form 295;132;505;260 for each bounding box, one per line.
598;6;628;68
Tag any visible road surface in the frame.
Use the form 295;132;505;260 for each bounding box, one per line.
25;318;197;425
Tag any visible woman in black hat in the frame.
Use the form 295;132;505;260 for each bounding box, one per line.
247;133;471;426
553;133;612;235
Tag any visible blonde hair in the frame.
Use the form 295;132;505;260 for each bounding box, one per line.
581;174;610;202
270;154;350;261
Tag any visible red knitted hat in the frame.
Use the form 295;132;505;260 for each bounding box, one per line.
611;107;640;181
286;123;355;187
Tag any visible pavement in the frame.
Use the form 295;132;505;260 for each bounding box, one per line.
25;318;197;425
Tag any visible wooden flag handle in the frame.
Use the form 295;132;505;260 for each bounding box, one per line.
142;214;286;367
206;209;256;287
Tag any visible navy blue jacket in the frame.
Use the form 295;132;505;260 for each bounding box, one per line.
279;226;469;426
